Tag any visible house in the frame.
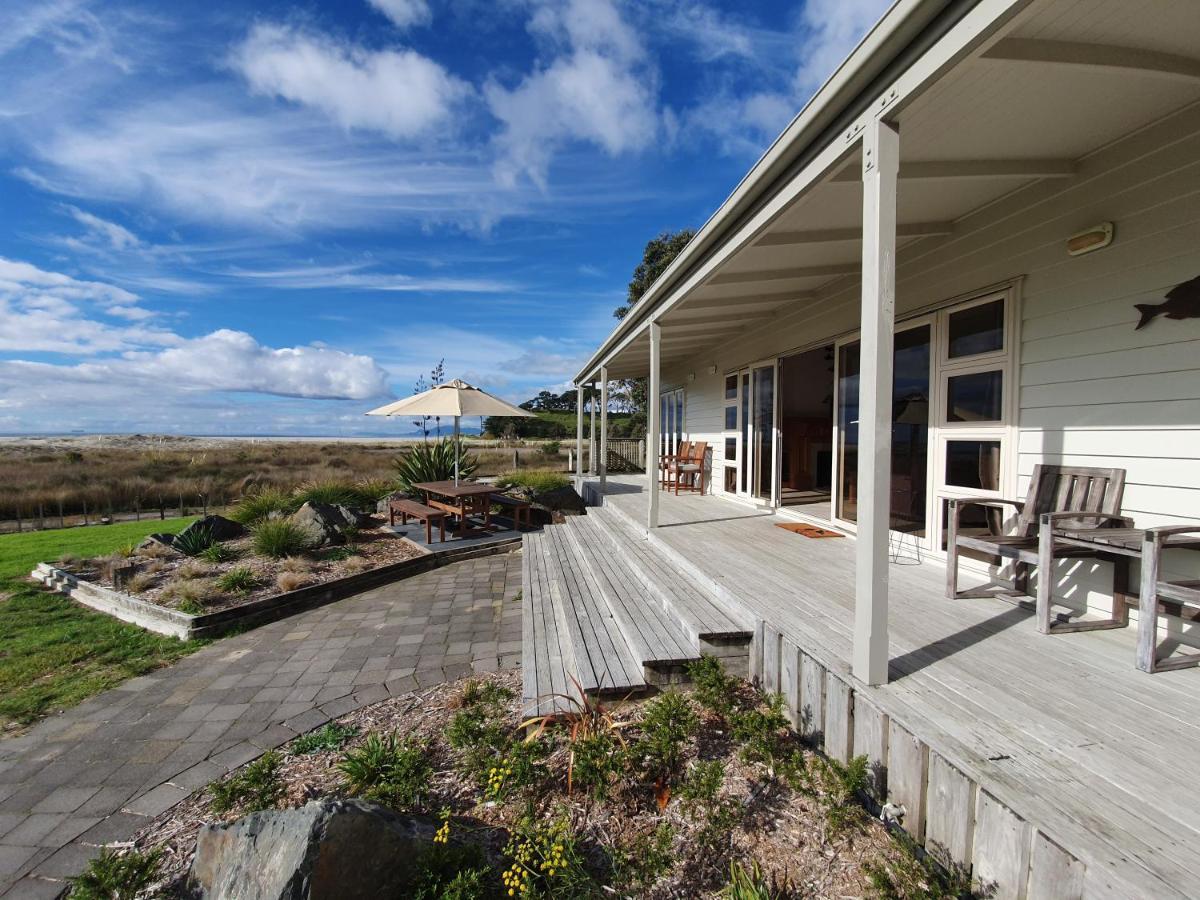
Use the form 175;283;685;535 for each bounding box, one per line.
520;0;1200;897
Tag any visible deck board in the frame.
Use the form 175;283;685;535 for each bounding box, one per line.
591;475;1200;898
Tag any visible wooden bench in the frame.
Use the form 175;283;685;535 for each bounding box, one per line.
388;497;446;543
491;493;533;530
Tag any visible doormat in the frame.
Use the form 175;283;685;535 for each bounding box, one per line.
775;523;843;538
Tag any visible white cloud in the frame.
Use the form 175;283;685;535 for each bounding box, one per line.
64;205;141;250
485;0;658;188
793;0;892;95
231;23;467;140
0;256;388;402
227;262;514;294
367;0;432;29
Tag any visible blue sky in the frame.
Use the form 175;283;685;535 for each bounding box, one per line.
0;0;889;435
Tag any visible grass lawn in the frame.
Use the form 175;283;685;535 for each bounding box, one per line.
0;517;205;729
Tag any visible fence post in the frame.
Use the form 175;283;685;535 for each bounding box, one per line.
38;502;45;531
82;499;88;525
15;508;21;534
513;449;519;470
179;493;184;518
58;498;64;529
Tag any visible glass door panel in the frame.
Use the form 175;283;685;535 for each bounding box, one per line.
740;372;750;495
835;323;931;536
752;364;776;501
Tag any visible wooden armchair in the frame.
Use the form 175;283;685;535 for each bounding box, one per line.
672;441;709;495
947;465;1131;633
1137;526;1200;672
660;441;692;488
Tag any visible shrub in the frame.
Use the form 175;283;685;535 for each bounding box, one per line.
252;519;313;559
68;847;161;900
293;479;372;511
687;655;740;719
393;439;478;493
813;754;869;833
124;572;155;595
731;693;791;769
540;440;561;456
570;732;624;800
356;478;397;504
199;542;240;564
484;737;548;800
503;815;593;899
275;571;310;593
460;679;513;708
215;566;258;595
209;751;283;814
291;722;358;754
160;578;213;609
56;552;83;569
864;827;977;900
176;559;212;580
230;487;293;525
409;818;491;900
637;690;697;778
338;733;431;809
611;823;675;892
494;469;569;494
173;523;216;557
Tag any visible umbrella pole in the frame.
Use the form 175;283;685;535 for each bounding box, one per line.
454;416;460;484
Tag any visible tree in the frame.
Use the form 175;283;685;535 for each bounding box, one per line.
614;229;696;320
429;359;445;437
411;373;430;441
610;228;696;436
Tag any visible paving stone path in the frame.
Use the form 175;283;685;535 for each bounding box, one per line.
0;551;522;898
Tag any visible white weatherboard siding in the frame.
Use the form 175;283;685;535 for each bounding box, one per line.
663;101;1200;629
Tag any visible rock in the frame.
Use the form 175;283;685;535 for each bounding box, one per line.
137;533;176;552
290;502;356;547
530;484;586;516
178;515;245;544
188;799;444;900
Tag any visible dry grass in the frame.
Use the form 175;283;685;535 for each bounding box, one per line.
278;556;313;574
0;437;547;532
124;572;156;594
175;559;212;580
274;571;310;593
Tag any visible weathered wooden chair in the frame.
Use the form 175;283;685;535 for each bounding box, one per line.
946;465;1131;633
1137;526;1200;672
660;440;693;489
673;441;709;495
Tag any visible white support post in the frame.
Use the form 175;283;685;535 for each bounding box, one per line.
588;384;597;475
575;384;584;484
599;369;609;493
647;322;661;528
854;117;899;687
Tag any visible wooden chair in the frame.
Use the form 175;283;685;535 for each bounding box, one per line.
1137;526;1200;672
660;440;692;489
946;465;1131;633
673;441;709;495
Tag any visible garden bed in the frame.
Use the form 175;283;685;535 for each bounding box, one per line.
34;525;516;640
108;664;973;899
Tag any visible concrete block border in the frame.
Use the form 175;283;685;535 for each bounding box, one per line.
31;537;521;641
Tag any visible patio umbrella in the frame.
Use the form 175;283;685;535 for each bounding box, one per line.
365;378;534;483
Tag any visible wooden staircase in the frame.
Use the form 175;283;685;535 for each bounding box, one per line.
521;503;754;715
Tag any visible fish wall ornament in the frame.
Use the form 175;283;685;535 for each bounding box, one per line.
1135;275;1200;330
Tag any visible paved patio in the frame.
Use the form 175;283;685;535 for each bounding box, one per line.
0;551;522;899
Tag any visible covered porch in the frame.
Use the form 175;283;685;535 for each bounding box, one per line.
579;475;1200;898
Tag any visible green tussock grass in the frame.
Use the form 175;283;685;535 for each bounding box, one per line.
0;517;207;727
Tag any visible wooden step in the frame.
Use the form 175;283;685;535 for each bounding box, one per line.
563;515;698;669
520;528;648;716
586;505;754;643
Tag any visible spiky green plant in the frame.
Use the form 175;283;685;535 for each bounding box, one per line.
69;848;161;900
172;523;216;557
215;566;258;595
292;480;373;511
393;439;478;493
229;487;294;525
251;520;313;559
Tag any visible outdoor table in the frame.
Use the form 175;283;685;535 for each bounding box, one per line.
1050;525;1200;616
410;481;496;537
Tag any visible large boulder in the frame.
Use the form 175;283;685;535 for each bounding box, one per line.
188;799;444;900
137;533;177;553
290;502;357;547
531;484;586;516
178;515;245;543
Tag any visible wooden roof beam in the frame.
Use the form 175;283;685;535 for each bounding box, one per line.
756;221;953;246
982;39;1200;83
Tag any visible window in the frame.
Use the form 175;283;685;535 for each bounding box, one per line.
946;370;1003;422
659;389;685;457
944;441;1001;490
948;298;1004;358
725;375;738;400
724;437;736;461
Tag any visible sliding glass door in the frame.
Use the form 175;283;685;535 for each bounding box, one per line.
834;321;933;537
724;361;778;503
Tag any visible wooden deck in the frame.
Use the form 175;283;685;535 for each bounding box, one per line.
537;475;1200;899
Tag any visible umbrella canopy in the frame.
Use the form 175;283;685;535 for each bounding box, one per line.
365;379;534;419
366;378;534;484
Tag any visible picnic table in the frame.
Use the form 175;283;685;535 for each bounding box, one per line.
410;480;497;537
